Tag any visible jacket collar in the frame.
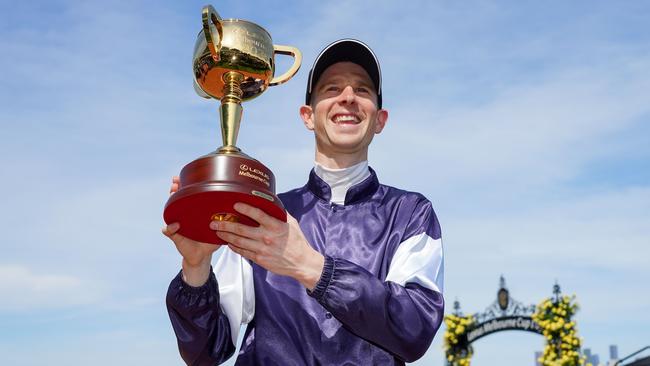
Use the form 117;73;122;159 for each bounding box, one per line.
307;166;380;205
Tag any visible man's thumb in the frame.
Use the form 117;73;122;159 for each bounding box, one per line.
162;222;181;237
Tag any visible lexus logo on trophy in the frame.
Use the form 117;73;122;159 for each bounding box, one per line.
163;5;302;244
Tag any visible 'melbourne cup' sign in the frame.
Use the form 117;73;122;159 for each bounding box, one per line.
467;315;542;343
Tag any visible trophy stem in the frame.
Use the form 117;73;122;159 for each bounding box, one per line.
219;71;244;153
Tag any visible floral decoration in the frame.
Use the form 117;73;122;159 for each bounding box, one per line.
532;295;591;366
444;313;474;366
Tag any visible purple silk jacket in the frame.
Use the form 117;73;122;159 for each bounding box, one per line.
166;168;445;365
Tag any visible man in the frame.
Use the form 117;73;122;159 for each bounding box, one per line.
164;39;444;365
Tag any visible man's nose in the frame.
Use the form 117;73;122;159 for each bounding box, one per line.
337;85;356;104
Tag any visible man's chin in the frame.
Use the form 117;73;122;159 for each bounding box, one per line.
330;139;372;152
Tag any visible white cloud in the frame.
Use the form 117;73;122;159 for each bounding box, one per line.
375;59;650;196
0;264;102;310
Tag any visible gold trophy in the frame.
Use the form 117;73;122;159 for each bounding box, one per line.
164;5;302;244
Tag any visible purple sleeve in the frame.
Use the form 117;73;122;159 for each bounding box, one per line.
308;258;444;362
307;199;444;362
166;270;235;366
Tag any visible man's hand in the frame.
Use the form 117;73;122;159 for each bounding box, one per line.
163;176;221;286
212;203;325;291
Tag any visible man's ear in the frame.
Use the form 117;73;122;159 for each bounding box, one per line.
374;109;388;134
299;105;315;131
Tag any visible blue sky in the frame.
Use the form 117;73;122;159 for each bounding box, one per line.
1;1;648;365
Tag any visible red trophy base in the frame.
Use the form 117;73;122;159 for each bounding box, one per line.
163;151;286;245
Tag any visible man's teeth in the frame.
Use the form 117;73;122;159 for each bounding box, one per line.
334;115;358;123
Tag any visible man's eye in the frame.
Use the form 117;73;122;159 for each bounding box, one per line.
355;87;370;94
326;86;340;92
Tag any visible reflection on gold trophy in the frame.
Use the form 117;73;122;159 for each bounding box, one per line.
164;5;302;244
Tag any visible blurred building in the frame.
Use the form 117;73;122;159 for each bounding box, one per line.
585;348;601;365
607;345;619;366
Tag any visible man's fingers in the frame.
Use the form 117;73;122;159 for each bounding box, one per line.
162;222;181;238
233;202;281;229
227;243;258;263
217;231;262;253
211;220;262;240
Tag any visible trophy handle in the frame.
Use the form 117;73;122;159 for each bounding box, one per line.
270;45;302;86
202;5;223;61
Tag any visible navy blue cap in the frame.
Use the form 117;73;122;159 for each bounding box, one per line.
305;39;382;108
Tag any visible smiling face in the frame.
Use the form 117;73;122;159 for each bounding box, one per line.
300;62;388;168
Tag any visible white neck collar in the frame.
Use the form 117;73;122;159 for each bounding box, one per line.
314;161;370;205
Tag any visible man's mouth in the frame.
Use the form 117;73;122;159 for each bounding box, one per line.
331;114;361;124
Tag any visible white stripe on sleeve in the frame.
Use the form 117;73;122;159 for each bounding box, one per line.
385;233;444;293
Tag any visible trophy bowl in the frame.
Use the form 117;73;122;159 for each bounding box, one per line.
163;5;301;245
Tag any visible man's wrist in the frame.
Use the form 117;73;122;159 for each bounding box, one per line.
296;250;325;291
181;256;213;287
